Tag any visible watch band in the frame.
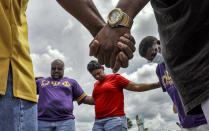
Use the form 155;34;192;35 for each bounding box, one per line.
107;8;133;29
119;11;133;29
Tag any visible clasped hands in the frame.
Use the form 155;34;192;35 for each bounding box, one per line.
89;24;135;73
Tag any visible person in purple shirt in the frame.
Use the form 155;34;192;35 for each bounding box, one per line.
138;36;209;131
36;59;94;131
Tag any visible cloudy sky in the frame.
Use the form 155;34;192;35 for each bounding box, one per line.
26;0;180;130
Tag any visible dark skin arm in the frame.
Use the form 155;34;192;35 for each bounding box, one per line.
56;0;105;37
125;81;161;92
116;0;149;19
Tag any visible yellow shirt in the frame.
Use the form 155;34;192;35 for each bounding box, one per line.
0;0;37;102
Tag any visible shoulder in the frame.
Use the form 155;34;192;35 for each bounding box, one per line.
108;74;121;78
105;74;123;81
114;74;127;80
111;74;129;84
107;74;117;77
94;81;100;87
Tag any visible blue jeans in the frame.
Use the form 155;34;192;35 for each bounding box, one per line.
0;66;37;131
38;119;75;131
93;116;127;131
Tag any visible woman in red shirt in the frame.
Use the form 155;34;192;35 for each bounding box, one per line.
87;60;160;131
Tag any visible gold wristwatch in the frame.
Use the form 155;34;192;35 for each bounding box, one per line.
107;8;133;28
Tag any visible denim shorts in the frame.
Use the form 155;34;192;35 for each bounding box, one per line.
38;119;75;131
0;66;37;131
93;116;127;131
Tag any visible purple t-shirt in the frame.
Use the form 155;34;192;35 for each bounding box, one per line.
156;63;207;128
36;77;87;121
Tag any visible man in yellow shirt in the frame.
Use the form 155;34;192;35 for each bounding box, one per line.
0;1;38;130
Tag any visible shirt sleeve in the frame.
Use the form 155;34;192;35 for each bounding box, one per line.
115;74;130;89
156;64;166;92
71;79;87;105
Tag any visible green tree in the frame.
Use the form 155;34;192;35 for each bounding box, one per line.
127;117;133;129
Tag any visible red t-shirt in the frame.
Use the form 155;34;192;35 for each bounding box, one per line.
92;74;130;119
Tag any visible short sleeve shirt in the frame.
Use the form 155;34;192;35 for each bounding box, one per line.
93;74;130;119
36;77;87;121
0;0;37;103
156;63;207;128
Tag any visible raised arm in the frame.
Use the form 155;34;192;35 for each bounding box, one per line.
125;81;161;92
116;0;149;19
82;96;94;105
56;0;105;37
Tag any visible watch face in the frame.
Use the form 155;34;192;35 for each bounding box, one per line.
109;10;121;23
108;8;123;27
108;8;133;28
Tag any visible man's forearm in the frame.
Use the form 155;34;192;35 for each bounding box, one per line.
136;82;161;92
116;0;149;19
126;81;161;92
56;0;105;37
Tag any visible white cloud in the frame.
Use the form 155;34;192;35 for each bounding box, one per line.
63;19;75;33
31;45;71;77
146;113;166;130
122;63;158;83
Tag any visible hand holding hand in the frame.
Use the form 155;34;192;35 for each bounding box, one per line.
89;24;135;73
90;24;130;66
112;33;135;73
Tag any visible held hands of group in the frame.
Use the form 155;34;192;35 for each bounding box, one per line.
89;24;135;73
